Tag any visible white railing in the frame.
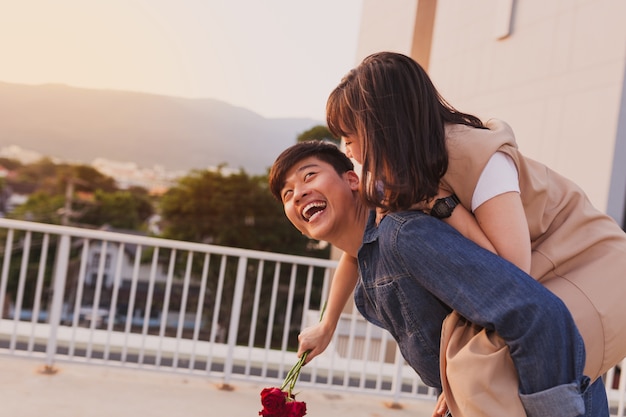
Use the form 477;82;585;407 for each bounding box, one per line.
0;218;624;414
0;218;434;405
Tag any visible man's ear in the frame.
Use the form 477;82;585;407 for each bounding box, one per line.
344;170;360;191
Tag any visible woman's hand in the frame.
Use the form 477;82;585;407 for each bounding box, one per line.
297;321;334;363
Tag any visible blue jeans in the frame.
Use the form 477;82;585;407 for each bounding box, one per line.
585;378;609;417
355;210;600;417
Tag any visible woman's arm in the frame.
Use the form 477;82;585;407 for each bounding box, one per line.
443;201;497;254
473;191;531;274
297;251;359;362
433;190;531;274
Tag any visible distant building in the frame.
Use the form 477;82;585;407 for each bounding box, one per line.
5;193;28;214
0;145;47;165
91;157;182;195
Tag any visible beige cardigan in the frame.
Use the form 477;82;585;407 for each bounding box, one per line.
440;120;626;416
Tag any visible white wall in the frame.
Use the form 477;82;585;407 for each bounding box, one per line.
354;0;417;62
355;0;626;218
429;0;626;213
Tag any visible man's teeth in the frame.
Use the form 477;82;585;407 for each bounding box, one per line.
302;201;327;221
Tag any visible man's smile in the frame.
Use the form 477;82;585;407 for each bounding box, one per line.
302;201;327;222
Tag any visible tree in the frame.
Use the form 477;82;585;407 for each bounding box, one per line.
7;160;153;231
12;158;59;194
70;165;117;193
160;168;328;257
296;125;340;146
8;191;65;223
78;189;154;230
0;157;22;171
159;167;329;351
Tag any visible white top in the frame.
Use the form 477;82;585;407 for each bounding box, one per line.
471;151;520;212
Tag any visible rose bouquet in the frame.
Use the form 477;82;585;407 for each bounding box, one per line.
258;303;326;417
258;342;310;417
258;386;307;417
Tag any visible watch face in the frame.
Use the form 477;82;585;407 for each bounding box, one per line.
431;195;458;219
431;202;450;218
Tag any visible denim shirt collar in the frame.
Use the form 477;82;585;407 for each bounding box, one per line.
361;210;380;245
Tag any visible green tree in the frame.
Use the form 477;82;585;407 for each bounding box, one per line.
78;189;154;230
12;158;59;194
160;168;327;257
0;157;22;171
9;191;65;223
159;168;329;351
8;159;154;231
70;165;117;193
297;125;340;146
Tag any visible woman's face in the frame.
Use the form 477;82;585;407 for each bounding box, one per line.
342;132;363;165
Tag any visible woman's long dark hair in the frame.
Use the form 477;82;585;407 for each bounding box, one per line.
327;51;485;211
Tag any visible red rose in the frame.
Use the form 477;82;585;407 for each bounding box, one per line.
284;400;307;417
259;387;288;416
258;303;323;416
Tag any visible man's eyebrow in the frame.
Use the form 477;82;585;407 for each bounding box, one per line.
295;163;320;173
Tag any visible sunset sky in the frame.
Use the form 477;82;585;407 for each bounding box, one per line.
0;0;363;120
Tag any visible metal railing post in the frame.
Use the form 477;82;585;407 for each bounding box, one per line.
389;345;405;409
0;229;14;319
43;234;70;372
221;256;248;388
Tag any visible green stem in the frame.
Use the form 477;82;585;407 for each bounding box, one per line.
280;301;327;396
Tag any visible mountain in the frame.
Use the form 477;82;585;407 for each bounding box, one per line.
0;82;322;174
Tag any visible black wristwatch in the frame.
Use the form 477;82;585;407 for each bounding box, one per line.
430;194;460;219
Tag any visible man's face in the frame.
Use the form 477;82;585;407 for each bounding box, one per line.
280;156;359;241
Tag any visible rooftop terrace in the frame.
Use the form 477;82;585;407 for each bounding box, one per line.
1;355;437;417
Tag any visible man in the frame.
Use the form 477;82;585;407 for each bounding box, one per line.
269;140;592;417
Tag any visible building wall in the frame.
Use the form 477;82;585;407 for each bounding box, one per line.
355;0;418;60
354;0;626;224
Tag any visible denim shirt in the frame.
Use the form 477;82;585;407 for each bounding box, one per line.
354;209;586;402
355;210;451;389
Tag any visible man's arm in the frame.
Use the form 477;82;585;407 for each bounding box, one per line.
297;252;358;362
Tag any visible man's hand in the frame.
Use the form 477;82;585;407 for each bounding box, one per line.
297;322;334;363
